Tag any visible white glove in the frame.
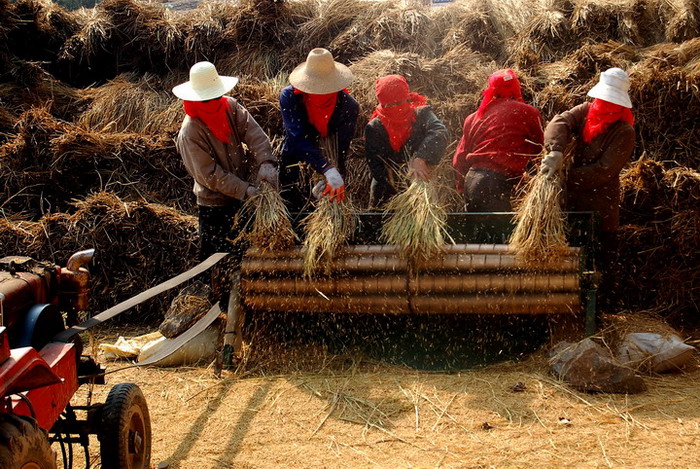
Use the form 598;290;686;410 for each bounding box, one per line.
245;185;258;200
323;167;344;190
312;180;326;199
322;167;346;202
256;162;279;188
540;151;564;179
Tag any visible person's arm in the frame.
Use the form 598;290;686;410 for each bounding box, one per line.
364;121;391;185
232;100;275;168
279;87;330;173
177;133;250;200
567;124;635;191
452;114;475;194
335;93;360;176
544;103;589;152
414;107;449;166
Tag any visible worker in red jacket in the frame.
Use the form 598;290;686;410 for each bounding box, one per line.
452;69;543;212
540;67;635;307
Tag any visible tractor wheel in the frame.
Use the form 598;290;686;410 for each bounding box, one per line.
0;413;56;469
98;383;151;469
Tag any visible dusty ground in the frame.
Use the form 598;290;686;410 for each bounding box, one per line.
66;334;700;469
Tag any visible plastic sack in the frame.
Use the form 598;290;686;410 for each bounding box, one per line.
99;331;164;359
137;324;220;367
617;333;696;373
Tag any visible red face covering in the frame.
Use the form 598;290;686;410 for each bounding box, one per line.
582;98;635;143
183;97;231;144
476;69;524;119
294;88;337;137
370;75;427;152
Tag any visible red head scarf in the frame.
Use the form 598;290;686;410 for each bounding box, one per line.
582;98;635;143
476;69;524;119
294;88;337;137
370;75;427;152
183;97;231;144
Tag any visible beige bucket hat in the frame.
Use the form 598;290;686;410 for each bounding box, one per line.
587;67;632;108
289;48;354;95
172;61;239;101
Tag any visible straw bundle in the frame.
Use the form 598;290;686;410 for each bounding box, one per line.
380;179;451;261
235;181;297;252
508;168;569;264
301;196;357;277
664;0;700;42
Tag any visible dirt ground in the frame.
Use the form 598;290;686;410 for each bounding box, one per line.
68;334;700;469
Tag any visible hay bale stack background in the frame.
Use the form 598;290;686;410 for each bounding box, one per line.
0;0;698;323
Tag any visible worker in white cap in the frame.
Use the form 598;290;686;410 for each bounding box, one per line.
279;48;359;210
541;67;636;308
173;61;277;261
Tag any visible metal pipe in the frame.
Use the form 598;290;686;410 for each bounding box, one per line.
410;294;581;315
244;295;410;314
66;249;95;272
241;275;406;296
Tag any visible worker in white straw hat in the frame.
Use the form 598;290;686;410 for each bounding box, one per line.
173;61;278;262
279;48;359;210
540;67;636;310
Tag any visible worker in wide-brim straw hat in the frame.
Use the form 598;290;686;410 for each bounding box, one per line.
365;74;449;208
279;48;359;210
452;69;544;211
173;61;278;262
540;67;636;309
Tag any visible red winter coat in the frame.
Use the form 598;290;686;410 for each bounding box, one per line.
452;99;544;193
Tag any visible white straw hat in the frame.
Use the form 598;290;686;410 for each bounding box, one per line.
289;48;354;95
587;67;632;108
172;62;239;101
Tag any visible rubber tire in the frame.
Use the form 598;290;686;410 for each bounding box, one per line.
98;383;152;469
0;413;56;469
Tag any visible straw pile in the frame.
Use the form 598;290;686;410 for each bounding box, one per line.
381;179;452;261
301;196;357;277
235;181;297;252
617;159;700;321
508;168;569;264
2;192;197;318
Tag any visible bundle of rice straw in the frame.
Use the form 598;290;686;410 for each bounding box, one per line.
381;179;451;261
235;181;297;252
508;167;569;264
301;134;358;276
302;195;357;277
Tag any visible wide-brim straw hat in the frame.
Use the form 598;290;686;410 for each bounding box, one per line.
289;48;354;95
587;67;632;108
172;61;239;101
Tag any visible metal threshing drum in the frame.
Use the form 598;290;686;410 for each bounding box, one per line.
240;244;582;315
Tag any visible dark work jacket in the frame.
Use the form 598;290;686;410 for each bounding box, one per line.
364;106;449;205
545;102;635;232
279;85;359;175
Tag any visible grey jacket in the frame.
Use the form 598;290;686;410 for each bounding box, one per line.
175;97;274;206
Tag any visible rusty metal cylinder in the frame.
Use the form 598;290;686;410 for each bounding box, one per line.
240;244;583;315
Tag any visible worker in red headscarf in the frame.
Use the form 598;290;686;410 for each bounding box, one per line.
452;69;544;212
540;67;635;308
365;75;449;207
173;61;277;262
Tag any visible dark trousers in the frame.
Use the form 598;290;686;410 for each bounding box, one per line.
463;169;517;212
198;203;243;308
